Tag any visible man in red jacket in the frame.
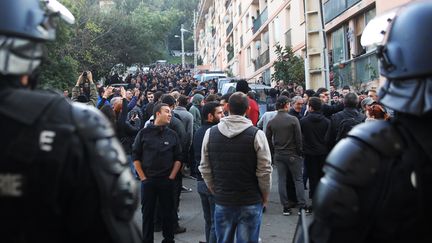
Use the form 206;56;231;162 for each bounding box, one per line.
236;80;259;126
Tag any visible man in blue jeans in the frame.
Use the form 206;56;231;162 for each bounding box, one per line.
199;92;272;243
193;102;225;243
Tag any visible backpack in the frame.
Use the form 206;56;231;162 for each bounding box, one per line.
335;117;362;142
266;97;276;111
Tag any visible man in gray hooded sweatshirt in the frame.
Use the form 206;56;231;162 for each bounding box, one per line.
199;92;272;243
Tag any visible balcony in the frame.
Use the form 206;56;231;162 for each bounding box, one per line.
227;51;234;62
226;22;233;36
253;7;268;34
285;29;292;47
323;0;361;23
332;51;379;88
355;51;379;83
254;49;270;71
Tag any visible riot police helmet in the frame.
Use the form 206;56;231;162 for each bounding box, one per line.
0;0;75;76
361;1;432;116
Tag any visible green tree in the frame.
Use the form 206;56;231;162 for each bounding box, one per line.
38;0;181;90
271;44;305;87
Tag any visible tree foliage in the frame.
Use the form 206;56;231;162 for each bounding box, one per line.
271;44;305;87
39;0;186;90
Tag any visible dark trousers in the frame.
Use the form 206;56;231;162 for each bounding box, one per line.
141;178;176;243
304;154;326;200
173;172;182;227
273;153;297;205
154;173;182;229
286;166;298;205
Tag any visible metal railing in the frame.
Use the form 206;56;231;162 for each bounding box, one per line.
254;49;270;70
226;22;233;36
227;51;234;62
323;0;361;23
333;51;379;87
253;7;268;34
285;29;292;47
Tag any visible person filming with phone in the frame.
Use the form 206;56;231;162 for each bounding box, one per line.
72;70;98;106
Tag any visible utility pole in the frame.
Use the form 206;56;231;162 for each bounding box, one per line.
181;24;185;69
193;11;197;74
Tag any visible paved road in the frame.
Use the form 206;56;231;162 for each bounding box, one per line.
135;166;310;243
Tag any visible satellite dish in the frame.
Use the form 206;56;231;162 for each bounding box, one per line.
361;9;397;47
45;0;75;24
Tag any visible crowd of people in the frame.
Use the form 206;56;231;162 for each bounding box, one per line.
2;1;431;243
66;62;391;243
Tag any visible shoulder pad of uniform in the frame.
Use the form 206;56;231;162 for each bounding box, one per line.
325;121;403;187
71;102;115;139
348;121;404;157
0;89;62;125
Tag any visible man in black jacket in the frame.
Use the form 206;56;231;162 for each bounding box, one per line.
329;93;365;148
315;88;344;118
133;103;182;243
300;97;331;202
193;102;224;243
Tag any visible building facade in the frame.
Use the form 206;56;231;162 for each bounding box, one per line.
196;0;306;85
196;0;412;89
324;0;412;90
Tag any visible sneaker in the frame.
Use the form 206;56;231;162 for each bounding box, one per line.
181;186;193;193
174;226;186;234
283;207;292;216
298;207;312;216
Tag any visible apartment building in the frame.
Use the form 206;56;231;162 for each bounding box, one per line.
197;0;413;89
323;0;412;90
196;0;306;85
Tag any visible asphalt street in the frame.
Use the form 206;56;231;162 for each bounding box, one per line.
135;166;309;243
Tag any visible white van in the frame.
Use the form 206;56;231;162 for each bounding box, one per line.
194;71;227;83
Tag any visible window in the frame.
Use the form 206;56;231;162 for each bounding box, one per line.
332;26;347;63
364;8;376;52
247;46;252;66
273;16;280;44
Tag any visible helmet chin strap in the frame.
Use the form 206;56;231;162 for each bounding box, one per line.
28;67;40;90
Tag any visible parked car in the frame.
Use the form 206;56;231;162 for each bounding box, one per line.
221;82;272;117
217;77;236;94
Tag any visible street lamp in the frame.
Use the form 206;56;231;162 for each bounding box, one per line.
180;24;190;69
174;24;189;69
175;22;197;71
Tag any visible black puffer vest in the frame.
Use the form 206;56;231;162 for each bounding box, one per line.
208;125;262;206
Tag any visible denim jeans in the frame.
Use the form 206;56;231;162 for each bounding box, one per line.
197;180;216;243
214;203;263;243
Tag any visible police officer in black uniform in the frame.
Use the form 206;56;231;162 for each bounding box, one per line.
0;1;141;242
295;1;432;243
